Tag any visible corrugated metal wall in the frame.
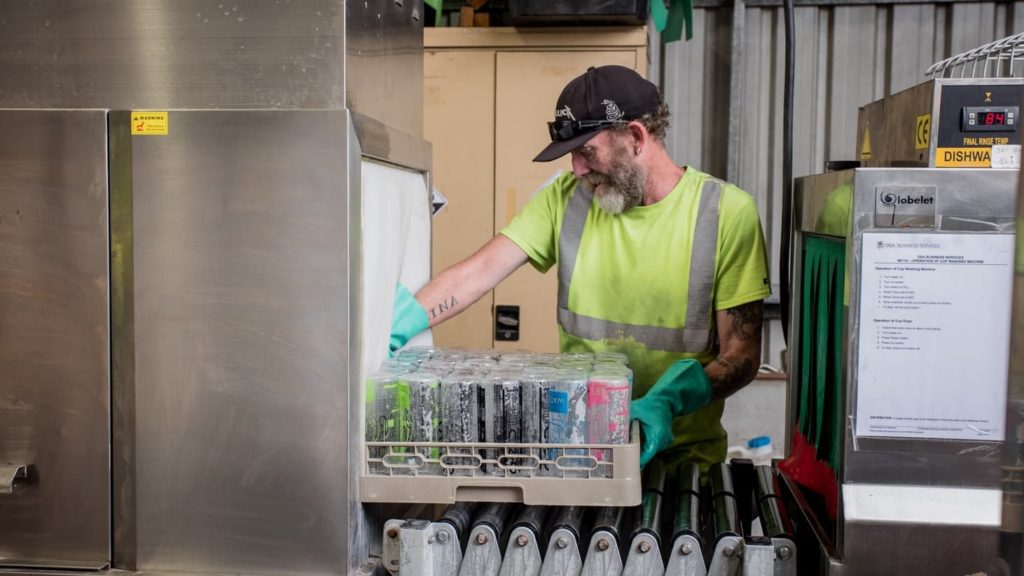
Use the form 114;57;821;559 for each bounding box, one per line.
651;3;1024;365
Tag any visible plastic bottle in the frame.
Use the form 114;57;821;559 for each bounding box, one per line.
746;436;774;465
727;435;774;465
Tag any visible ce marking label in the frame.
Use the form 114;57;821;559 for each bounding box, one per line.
915;114;931;150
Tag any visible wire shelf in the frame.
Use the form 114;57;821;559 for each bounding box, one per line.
927;32;1024;79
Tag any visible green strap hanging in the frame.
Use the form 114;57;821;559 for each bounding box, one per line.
655;0;694;43
424;0;443;27
651;0;669;31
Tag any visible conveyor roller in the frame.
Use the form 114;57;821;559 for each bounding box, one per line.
500;506;552;576
540;507;588;576
383;461;796;576
461;503;519;576
623;460;667;576
665;462;706;576
580;505;629;576
707;463;743;576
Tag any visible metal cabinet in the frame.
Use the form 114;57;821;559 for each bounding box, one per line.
0;109;111;569
109;110;352;574
425;28;648;352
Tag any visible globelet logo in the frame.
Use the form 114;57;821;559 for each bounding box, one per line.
879;191;935;207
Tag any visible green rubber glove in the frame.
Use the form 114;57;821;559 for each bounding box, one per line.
630;359;713;468
389;284;429;356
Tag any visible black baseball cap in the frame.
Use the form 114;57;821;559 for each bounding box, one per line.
533;65;660;162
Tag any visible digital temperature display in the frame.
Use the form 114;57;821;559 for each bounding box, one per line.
980;111;1007;125
962;106;1018;132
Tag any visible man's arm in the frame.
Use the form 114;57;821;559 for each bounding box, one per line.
416;234;529;327
705;300;764;400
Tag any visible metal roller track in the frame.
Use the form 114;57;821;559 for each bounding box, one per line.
460;503;519;576
381;463;797;576
749;466;796;576
665;463;706;576
500;506;553;576
623;460;667;576
379;519;461;576
541;507;588;576
753;466;791;540
706;463;743;576
382;503;476;576
580;506;630;576
383;518;405;574
440;502;479;552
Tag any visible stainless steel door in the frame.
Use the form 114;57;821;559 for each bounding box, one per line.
0;109;111;569
110;110;351;574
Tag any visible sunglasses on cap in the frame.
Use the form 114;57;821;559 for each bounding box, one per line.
547;119;628;142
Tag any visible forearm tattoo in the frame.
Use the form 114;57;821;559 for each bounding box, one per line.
429;296;458;319
707;302;764;393
708;356;756;390
725;301;764;342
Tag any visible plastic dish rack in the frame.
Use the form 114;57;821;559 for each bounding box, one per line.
359;422;641;506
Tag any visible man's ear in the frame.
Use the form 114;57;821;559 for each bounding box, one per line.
627;120;649;148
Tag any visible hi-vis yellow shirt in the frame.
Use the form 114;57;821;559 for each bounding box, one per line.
501;166;770;465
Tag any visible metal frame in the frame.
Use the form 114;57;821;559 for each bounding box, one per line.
788;167;1016;574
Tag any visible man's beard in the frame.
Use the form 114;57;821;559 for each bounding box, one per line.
581;143;645;215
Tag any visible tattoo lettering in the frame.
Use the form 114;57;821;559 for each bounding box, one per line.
725;301;764;342
430;296;458;319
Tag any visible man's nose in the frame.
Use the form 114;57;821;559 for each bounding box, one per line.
571;152;590;177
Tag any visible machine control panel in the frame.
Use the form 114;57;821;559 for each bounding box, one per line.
857;79;1024;168
960;106;1019;132
935;83;1024;167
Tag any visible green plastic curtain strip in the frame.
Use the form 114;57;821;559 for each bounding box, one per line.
799;235;845;472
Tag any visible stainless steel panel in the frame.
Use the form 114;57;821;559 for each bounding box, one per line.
0;0;345;110
111;110;350;574
345;115;371;576
346;0;425;138
353;112;431;173
1009;133;1024;576
843;519;1000;575
0;109;110;567
795;169;854;235
792;168;1017;572
841;168;1014;488
0;0;426;137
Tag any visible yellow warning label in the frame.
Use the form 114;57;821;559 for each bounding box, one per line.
915;114;930;150
860;125;872;160
935;147;991;167
131;111;168;135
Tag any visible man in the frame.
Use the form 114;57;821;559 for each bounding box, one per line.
390;65;770;470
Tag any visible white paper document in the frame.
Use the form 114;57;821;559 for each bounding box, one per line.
855;232;1013;441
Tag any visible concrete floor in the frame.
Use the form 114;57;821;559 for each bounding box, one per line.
721;376;788;460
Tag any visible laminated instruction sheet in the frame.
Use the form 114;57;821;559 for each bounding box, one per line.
855;232;1013;441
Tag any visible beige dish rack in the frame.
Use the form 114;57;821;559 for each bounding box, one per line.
359;422;641;506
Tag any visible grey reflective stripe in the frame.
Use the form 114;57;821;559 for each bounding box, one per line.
556;178;721;354
557;184;593;311
557;309;716;352
681;178;721;351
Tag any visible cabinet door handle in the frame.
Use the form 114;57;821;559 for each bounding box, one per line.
494;305;520;341
0;464;28;494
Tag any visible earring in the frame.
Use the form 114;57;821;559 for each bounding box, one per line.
635;148;641;156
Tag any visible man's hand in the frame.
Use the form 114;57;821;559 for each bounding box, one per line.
630;359;712;468
389;284;429;356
